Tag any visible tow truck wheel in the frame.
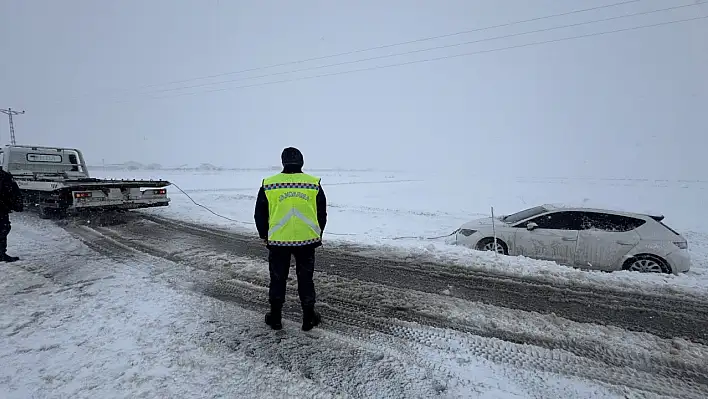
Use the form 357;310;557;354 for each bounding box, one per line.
38;206;66;220
38;206;52;219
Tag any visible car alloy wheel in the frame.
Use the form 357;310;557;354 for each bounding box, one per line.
482;241;505;254
627;258;664;273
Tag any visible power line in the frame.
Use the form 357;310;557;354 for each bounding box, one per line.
0;108;25;145
118;15;706;103
133;3;700;98
67;0;644;100
142;0;644;86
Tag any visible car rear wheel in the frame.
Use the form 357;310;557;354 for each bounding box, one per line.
623;255;671;274
476;237;508;255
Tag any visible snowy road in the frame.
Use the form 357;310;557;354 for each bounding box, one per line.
61;214;708;395
95;213;708;345
4;212;708;398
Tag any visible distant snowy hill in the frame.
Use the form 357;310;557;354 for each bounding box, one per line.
114;161;145;170
195;163;223;171
89;161;225;171
88;161;386;173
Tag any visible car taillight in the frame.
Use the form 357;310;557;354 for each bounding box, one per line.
74;192;92;198
674;241;688;250
458;229;477;237
152;189;166;195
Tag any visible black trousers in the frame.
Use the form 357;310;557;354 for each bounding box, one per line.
268;246;317;309
0;213;10;255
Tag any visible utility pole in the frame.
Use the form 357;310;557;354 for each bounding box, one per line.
0;107;25;145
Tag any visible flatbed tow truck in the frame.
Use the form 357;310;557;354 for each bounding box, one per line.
1;145;171;219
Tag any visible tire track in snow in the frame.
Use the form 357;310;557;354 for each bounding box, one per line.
8;232;342;398
165;257;708;390
31;226;446;398
201;284;450;399
120;214;708;345
143;213;708;306
204;278;708;399
61;219;708;398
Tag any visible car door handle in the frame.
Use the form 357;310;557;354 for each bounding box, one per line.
562;237;577;241
616;241;634;245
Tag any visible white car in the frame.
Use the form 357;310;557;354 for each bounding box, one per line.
454;204;690;274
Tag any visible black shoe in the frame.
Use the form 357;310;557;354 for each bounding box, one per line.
265;307;283;330
1;253;19;262
302;307;321;332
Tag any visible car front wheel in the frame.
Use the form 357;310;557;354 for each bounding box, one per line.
476;237;508;255
622;255;671;274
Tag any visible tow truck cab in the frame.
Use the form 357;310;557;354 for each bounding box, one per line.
1;145;90;178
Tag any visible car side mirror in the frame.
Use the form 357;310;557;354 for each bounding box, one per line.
526;222;538;231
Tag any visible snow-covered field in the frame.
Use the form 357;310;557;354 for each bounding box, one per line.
94;168;708;300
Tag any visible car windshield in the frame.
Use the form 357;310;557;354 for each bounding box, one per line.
502;206;548;224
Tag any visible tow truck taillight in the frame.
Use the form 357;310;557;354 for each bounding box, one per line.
74;192;92;198
149;189;167;195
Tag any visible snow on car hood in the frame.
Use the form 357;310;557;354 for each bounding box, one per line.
459;216;509;229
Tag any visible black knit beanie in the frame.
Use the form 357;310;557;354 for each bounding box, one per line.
281;147;304;167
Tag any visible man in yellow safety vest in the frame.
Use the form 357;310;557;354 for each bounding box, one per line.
254;147;327;331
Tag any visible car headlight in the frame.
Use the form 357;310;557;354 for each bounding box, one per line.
673;241;688;250
458;229;477;237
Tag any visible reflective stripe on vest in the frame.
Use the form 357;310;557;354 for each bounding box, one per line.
263;173;321;246
267;208;321;238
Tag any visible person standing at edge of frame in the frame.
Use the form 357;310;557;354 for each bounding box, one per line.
254;147;327;331
0;165;24;262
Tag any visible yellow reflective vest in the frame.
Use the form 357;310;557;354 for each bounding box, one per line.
262;172;322;246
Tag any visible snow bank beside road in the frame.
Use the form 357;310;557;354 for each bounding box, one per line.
351;236;708;301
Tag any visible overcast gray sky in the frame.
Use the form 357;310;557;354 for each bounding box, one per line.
1;0;706;178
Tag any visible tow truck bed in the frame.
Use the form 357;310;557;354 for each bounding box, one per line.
39;178;171;190
2;144;173;218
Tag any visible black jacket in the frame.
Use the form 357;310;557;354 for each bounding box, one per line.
254;166;327;248
0;168;23;214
